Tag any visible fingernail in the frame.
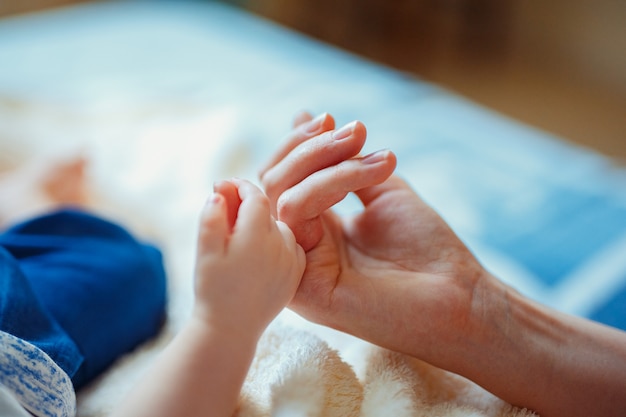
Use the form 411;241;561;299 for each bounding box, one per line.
362;149;388;164
206;192;222;205
305;113;326;133
332;121;356;141
212;180;226;192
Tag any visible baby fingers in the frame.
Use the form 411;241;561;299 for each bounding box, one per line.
197;193;230;255
230;178;275;233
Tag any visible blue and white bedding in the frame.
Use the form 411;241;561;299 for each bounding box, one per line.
1;1;625;415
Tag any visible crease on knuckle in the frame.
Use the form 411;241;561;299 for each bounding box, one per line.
276;193;297;224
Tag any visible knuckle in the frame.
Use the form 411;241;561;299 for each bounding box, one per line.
257;193;271;212
276;193;296;223
261;171;279;198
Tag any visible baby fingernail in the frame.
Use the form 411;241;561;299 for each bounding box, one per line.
207;193;222;205
332;121;356;140
362;149;389;164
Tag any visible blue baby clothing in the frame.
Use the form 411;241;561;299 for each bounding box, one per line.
0;209;167;414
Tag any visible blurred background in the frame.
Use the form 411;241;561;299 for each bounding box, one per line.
2;0;624;161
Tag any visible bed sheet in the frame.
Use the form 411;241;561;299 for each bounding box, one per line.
1;1;625;415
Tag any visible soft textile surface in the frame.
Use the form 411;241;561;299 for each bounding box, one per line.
0;331;75;417
1;1;625;415
0;209;167;389
0;384;37;417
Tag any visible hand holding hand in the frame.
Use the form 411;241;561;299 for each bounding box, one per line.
260;112;489;366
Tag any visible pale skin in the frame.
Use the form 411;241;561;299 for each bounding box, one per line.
111;179;305;417
259;111;626;417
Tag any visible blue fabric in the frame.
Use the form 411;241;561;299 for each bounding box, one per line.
0;247;82;378
0;209;167;389
589;279;626;331
0;330;76;417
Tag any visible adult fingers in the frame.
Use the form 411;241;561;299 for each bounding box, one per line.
261;121;367;213
292;111;314;128
258;112;335;180
277;149;397;250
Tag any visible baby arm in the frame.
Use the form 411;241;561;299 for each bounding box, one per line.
111;179;305;417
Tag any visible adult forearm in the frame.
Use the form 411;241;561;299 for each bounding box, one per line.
455;273;626;417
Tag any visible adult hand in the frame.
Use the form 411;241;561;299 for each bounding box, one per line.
260;112;626;417
259;112;489;366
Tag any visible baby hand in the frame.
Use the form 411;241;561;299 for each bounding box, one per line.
192;178;305;341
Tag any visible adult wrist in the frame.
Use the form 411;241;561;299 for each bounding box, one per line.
450;270;562;411
427;268;514;375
